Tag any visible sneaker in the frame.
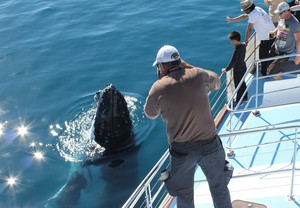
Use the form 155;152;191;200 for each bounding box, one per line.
250;65;256;74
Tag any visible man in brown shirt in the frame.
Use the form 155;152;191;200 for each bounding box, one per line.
144;45;232;208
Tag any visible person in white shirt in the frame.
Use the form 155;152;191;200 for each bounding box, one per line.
227;0;275;76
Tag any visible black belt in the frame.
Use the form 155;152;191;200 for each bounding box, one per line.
261;39;272;43
172;134;217;146
276;51;290;56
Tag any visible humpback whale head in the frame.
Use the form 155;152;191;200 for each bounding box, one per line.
92;84;134;154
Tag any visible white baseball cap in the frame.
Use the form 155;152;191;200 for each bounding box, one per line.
152;45;180;66
274;2;290;14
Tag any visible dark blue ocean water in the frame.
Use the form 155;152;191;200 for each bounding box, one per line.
0;0;268;207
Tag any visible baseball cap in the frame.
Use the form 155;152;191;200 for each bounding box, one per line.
240;0;253;11
274;2;290;14
152;45;180;66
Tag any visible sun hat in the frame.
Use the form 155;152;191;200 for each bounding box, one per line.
152;45;180;66
274;2;290;14
240;0;253;11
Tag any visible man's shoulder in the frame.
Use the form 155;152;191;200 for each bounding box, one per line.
184;66;218;79
254;6;265;13
149;80;163;95
289;15;300;24
288;15;300;31
185;66;203;72
185;67;206;77
152;76;174;88
240;43;247;49
250;7;267;17
248;8;259;21
236;44;246;52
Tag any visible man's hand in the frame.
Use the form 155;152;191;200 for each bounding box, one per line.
226;16;232;23
264;0;272;7
221;68;227;73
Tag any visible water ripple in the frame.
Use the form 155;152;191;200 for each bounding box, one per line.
51;92;153;162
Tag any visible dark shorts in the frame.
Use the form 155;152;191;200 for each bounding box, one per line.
267;48;290;75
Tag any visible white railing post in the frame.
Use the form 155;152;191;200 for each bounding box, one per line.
288;128;298;201
227;135;235;158
145;184;152;208
255;61;259;109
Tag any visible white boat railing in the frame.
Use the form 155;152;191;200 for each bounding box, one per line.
174;124;300;201
221;124;300;201
225;53;300;133
227;53;300;111
122;149;170;208
123;122;300;208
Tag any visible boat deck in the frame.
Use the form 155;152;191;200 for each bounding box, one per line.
179;75;300;208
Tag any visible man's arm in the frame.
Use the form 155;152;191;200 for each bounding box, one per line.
294;32;300;64
201;69;221;92
291;5;300;12
144;89;160;119
226;14;248;23
270;27;278;36
264;0;272;7
245;23;254;43
223;47;239;73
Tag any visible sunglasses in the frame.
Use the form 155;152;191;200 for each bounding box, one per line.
279;10;286;15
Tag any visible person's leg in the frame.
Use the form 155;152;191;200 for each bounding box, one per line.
240;80;248;101
267;57;289;80
233;70;247;102
237;81;248;101
259;41;272;76
164;145;196;208
273;75;282;80
198;137;232;208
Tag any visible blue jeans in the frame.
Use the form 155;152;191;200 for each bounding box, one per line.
164;135;232;208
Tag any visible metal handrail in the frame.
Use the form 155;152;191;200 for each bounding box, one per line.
227;53;300;111
123;123;300;207
220;124;300;200
210;72;233;116
122;150;169;208
225;51;300;133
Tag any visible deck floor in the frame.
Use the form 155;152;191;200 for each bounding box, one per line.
191;77;300;208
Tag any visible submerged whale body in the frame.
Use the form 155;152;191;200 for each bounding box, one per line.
92;83;135;154
45;171;87;208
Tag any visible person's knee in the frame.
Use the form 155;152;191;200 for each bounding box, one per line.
164;176;193;197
